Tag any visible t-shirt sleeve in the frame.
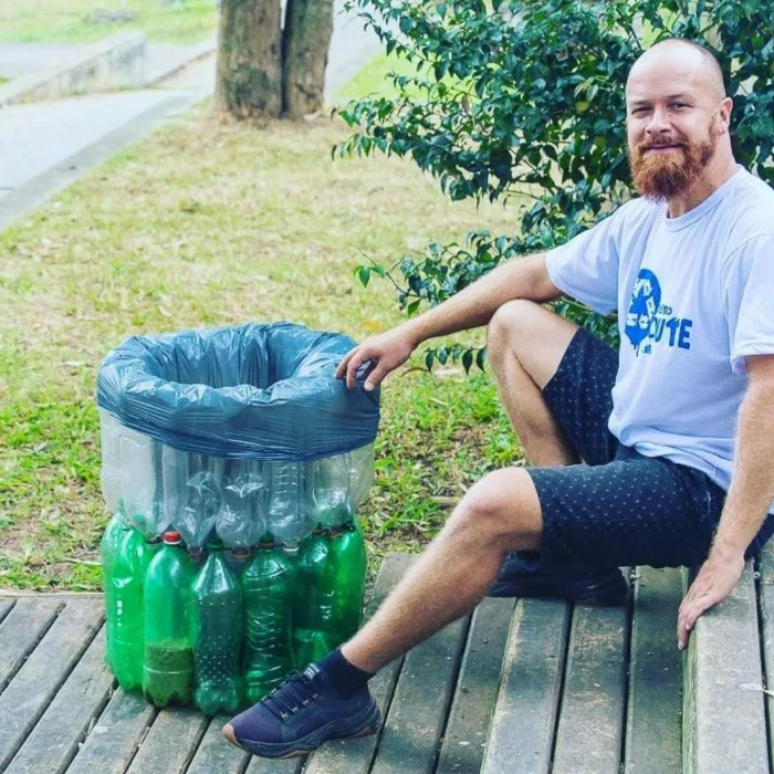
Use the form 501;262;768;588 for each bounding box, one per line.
722;233;774;375
545;208;623;315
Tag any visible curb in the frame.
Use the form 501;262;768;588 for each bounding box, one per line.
0;89;207;233
0;31;146;107
146;37;217;86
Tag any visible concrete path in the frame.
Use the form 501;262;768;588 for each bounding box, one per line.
0;1;381;232
0;43;89;80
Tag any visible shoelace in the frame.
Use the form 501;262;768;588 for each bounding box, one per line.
262;671;319;720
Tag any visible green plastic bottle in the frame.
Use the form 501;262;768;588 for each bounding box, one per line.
242;536;295;704
329;519;368;645
191;541;244;715
143;530;196;708
292;528;338;667
101;511;130;670
108;526;152;691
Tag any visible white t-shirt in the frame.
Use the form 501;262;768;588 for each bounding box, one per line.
546;166;774;505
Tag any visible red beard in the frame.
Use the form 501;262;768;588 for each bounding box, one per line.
629;129;716;200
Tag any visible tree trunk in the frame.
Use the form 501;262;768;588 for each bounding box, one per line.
216;0;283;118
282;0;335;118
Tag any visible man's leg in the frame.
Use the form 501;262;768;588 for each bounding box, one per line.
224;466;543;756
485;300;627;603
486;299;581;466
342;466;542;672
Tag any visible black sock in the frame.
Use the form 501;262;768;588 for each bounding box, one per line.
318;648;374;694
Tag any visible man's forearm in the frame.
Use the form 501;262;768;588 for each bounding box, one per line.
712;376;774;557
398;253;560;346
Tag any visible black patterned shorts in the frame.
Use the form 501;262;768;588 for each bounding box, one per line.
528;328;774;569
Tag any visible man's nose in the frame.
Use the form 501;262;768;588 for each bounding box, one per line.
645;106;671;135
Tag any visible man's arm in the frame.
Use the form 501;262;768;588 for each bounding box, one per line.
677;354;774;649
336;253;561;390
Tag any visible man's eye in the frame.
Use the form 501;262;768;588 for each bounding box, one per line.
670;103;687;109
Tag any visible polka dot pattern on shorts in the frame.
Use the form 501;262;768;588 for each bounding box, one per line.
526;328;774;569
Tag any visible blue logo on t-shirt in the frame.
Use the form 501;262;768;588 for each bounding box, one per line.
625;269;693;354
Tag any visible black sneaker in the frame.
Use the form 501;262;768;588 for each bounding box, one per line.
487;551;628;605
223;664;380;759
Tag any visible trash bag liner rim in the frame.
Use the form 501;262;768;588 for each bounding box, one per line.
97;322;379;461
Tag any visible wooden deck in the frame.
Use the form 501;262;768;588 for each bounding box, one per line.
0;547;772;774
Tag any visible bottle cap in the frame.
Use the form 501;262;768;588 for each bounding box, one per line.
188;546;205;561
162;530;182;545
231;546;251;560
206;539;225;551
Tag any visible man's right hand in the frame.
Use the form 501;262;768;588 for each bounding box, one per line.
335;328;417;392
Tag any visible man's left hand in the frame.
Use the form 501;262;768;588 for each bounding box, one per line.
677;550;745;650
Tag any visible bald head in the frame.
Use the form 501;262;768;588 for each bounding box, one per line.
628;39;725;102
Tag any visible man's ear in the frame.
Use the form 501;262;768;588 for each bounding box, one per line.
717;96;733;135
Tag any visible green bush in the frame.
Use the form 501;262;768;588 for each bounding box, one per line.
337;0;774;360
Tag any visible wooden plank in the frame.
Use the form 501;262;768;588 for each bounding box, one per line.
0;599;15;626
124;708;209;774
757;540;774;774
624;567;682;774
369;613;468;774
435;597;515;774
0;598;63;695
682;562;769;774
759;538;774;586
304;553;415;774
481;598;571;774
65;690;155;774
5;627;113;774
244;754;304;773
552;602;628;774
184;715;249;774
0;598;103;771
0;592;103;599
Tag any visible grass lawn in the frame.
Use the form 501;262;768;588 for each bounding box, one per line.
0;99;524;591
0;0;216;44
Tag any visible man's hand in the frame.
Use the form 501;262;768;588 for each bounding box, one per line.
335;328;417;391
677;548;745;650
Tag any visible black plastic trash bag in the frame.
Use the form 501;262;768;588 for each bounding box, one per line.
97;322;379;461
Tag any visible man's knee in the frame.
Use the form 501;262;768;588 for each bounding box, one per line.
447;468;543;551
486;300;579;390
486;300;545;363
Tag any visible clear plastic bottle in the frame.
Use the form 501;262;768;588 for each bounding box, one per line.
118;426;160;538
292;527;338;667
108;526;152;691
99;409;124;519
242;536;295;703
191;540;244;715
310;453;353;530
184;458;222;552
101;511;130;670
349;443;375;510
216;458;266;552
266;461;314;551
143;531;196;707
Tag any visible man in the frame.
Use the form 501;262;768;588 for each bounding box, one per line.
223;38;774;758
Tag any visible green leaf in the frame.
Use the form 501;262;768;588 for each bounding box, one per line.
462;349;473;374
357;266;370;287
